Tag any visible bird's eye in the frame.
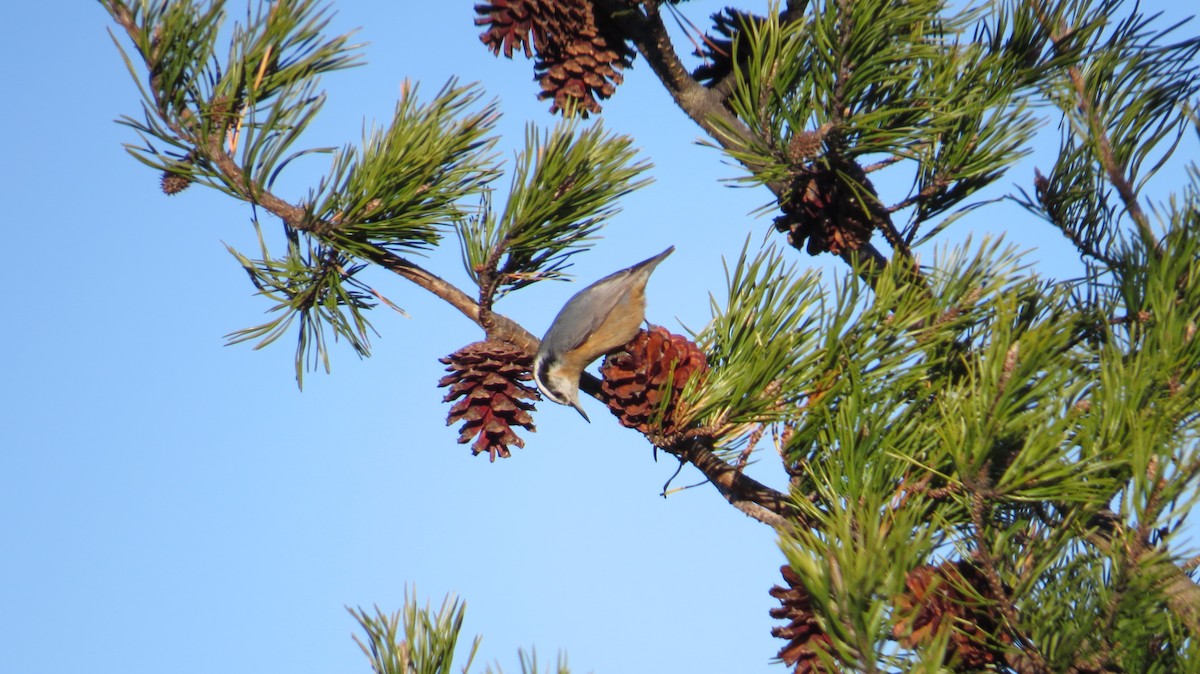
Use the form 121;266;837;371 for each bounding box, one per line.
533;361;565;403
541;381;568;404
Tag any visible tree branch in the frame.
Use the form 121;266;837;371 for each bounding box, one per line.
1064;63;1155;245
187;126;539;353
672;436;796;529
363;248;538;351
209;124;797;525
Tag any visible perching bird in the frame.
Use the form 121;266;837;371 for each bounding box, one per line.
533;246;675;420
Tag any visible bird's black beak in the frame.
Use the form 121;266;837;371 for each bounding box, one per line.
571;400;590;422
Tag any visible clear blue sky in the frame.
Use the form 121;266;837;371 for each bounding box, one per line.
0;2;1193;674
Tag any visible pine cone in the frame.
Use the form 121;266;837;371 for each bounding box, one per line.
770;565;834;673
535;26;629;115
160;170;192;195
892;560;1010;669
475;0;542;58
788;127;829;164
476;0;634;115
160;150;196;196
438;341;539;461
692;9;761;88
598;326;708;440
774;163;875;256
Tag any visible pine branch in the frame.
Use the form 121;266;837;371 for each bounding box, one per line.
598;0;891;279
966;471;1053;674
111;6;527;344
689;242;824;432
201;109;540;353
1033;1;1200;259
1086;508;1200;639
363;247;538;351
103;1;521;378
458;120;653;310
1040;11;1155;248
672;436;796;528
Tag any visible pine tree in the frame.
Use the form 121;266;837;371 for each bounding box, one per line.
100;0;1200;671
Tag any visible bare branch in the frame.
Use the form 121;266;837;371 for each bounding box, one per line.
669;436;797;529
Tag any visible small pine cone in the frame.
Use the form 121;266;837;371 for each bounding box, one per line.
788;125;831;163
438;341;539;461
770;565;834;673
1032;167;1050;205
160;171;192;195
160;150;196;196
599;326;707;440
892;560;1010;669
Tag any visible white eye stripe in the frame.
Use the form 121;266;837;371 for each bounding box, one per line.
538;381;569;404
532;359;566;403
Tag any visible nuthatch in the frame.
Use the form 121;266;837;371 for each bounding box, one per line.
533;246;675;420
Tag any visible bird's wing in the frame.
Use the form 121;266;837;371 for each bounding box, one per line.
540;246;674;352
544;272;634;351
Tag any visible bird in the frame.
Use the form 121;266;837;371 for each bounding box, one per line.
533;246;675;420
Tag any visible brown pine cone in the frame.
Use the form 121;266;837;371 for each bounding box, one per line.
892;560;1010;669
598;326;708;440
438;340;539;461
160;150;196;195
774;164;875;256
770;565;835;673
475;0;545;58
476;0;633;115
160;171;192;195
534;20;630;115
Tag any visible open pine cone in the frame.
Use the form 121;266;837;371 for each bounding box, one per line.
692;8;761;88
475;0;634;115
438;340;539;461
892;560;1010;669
774;163;876;256
770;565;834;673
598;326;708;441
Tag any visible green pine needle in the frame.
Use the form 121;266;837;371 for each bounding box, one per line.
458;119;653;299
349;589;480;674
689;240;823;438
319;80;501;255
224;222;377;389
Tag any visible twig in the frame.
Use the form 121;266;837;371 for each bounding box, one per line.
1033;1;1157;252
966;471;1053;674
1086;509;1200;639
665;436;799;529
